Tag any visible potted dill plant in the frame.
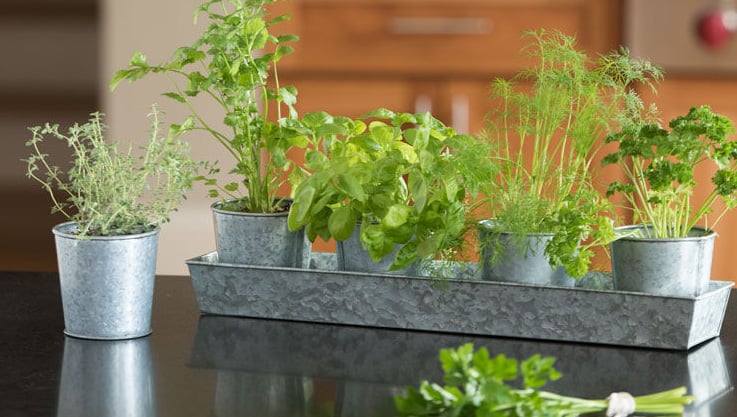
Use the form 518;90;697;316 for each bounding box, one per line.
111;0;307;267
287;109;493;274
477;29;661;286
603;105;737;297
24;110;199;340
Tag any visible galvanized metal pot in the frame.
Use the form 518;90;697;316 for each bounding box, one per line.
610;225;715;297
336;224;416;275
477;219;575;287
212;200;307;267
53;222;158;340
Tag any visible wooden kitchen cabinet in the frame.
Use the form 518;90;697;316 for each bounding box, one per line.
269;0;622;254
271;0;621;131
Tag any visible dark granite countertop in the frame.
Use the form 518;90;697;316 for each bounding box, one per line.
2;271;736;416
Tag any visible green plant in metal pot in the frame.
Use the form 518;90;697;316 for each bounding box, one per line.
478;29;662;281
602;105;737;296
604;105;737;238
287;109;495;272
23;109;199;340
25;110;199;237
110;0;304;214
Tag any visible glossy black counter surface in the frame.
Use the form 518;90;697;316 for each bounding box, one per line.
2;270;736;417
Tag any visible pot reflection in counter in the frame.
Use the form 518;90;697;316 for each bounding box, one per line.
190;315;732;416
57;336;155;417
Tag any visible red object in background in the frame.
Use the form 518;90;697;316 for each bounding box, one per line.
697;10;737;48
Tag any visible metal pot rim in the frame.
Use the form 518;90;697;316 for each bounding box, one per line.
477;218;556;238
211;199;291;218
52;221;159;241
613;224;716;242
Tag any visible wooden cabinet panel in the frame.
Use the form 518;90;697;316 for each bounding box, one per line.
272;0;623;263
282;3;584;76
289;79;442;117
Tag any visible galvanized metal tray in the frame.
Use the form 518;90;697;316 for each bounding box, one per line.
186;252;733;350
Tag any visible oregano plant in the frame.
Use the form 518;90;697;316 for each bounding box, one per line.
110;0;305;214
24;110;200;237
603;105;737;238
480;29;662;277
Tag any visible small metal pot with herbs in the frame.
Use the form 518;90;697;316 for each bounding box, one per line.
111;0;309;267
24;109;200;339
603;105;737;297
286;109;494;274
477;29;662;285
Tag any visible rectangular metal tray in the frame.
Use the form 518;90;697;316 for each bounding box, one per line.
186;252;733;350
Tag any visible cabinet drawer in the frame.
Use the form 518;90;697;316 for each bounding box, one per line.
282;3;587;75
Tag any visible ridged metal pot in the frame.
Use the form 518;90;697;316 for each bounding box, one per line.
477;219;575;287
57;336;155;416
336;224;416;275
53;222;158;340
610;225;715;297
212;200;307;267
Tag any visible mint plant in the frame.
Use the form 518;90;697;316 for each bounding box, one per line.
24;110;199;237
603;105;737;238
395;343;694;417
480;29;662;277
287;109;495;271
110;0;304;214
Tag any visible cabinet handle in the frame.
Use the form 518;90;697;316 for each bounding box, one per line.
389;17;491;35
414;95;433;115
451;95;470;134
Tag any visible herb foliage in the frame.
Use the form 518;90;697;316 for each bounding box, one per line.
110;0;304;213
480;30;662;277
287;109;495;270
603;105;737;238
395;343;694;417
24;110;199;237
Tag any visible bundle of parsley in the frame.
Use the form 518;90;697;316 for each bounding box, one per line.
395;343;693;417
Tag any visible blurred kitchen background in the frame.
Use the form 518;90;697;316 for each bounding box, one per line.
4;0;737;279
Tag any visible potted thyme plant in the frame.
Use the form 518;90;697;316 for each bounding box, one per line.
24;109;199;340
477;29;662;285
287;109;493;274
110;0;307;267
603;105;737;297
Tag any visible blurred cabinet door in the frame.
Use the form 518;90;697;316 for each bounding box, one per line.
275;0;621;133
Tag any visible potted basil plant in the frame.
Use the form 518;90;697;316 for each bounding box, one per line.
603;105;737;297
478;29;661;285
111;0;308;267
24;110;199;340
287;109;494;274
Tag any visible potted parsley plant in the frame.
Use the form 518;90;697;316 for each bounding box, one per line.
603;105;737;297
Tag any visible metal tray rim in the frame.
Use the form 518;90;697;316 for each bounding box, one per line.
186;251;734;301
